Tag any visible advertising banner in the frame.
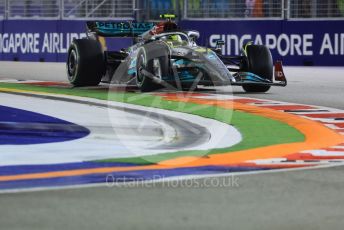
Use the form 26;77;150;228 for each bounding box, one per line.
0;20;132;62
0;20;343;66
181;20;344;66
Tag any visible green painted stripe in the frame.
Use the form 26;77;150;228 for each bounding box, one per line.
0;83;304;165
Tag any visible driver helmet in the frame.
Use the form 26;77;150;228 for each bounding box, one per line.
167;34;182;44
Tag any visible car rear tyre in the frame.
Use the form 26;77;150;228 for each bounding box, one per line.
67;39;105;86
241;45;273;93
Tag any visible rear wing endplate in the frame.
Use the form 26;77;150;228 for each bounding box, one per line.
86;21;155;37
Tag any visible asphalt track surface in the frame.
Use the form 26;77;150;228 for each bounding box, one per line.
0;62;344;230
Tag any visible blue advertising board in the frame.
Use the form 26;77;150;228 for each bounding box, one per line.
0;20;132;62
0;19;344;66
181;20;344;66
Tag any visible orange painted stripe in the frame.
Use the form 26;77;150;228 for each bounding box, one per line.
0;96;343;182
158;97;344;166
232;98;265;104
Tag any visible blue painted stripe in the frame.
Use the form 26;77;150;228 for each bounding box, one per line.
0;162;142;176
0;166;270;190
0;105;89;144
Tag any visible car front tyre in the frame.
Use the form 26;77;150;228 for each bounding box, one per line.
241;45;273;93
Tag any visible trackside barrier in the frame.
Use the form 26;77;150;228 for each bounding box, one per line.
0;20;344;66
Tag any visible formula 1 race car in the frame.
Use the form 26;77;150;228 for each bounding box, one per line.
66;14;287;92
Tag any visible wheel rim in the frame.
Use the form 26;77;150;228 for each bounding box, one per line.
136;53;146;87
67;49;78;81
152;58;162;80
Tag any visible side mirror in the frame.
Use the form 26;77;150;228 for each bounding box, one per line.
187;30;200;40
214;40;225;53
216;40;225;48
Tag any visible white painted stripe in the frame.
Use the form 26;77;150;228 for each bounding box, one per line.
192;95;235;100
289;111;331;115
0;91;242;166
299;116;343;123
0;80;44;83
230;95;344;114
0;79;19;82
252;102;284;105
319;120;344;124
249;158;344;165
246;158;287;164
301;150;344;156
324;124;341;129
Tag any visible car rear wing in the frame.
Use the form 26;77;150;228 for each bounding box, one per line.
86;21;155;37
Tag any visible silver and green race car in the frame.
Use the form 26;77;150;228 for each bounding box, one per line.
66;14;287;92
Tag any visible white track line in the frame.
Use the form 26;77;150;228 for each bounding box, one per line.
0;91;241;165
